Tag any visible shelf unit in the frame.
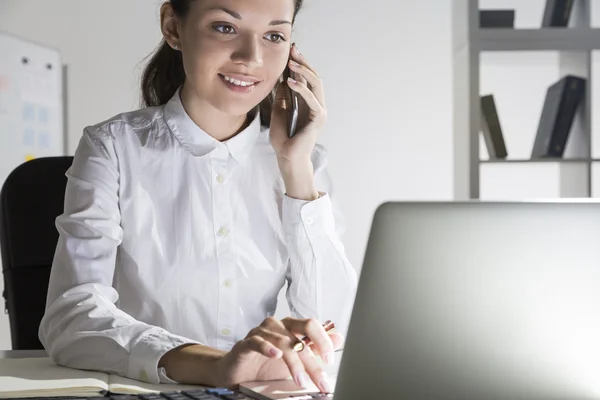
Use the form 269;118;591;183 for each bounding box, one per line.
452;0;600;200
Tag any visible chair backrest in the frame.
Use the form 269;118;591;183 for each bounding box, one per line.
0;156;73;350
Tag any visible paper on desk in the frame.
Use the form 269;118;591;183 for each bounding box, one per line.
108;374;209;394
0;357;109;398
0;357;209;398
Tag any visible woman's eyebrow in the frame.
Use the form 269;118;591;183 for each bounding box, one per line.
206;6;292;26
207;6;242;19
269;19;292;26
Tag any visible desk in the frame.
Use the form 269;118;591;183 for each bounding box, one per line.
0;349;47;359
0;349;342;400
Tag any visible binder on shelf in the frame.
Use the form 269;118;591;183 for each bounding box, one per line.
541;0;574;27
479;10;515;28
531;75;586;159
480;94;508;159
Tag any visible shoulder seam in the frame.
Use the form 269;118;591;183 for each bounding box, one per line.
97;114;161;133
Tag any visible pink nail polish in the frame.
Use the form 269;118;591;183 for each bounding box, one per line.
269;347;281;358
319;372;332;393
287;77;297;84
295;371;310;388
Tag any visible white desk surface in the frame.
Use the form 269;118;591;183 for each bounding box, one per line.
0;349;48;359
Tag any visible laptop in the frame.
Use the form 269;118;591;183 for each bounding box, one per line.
241;200;600;399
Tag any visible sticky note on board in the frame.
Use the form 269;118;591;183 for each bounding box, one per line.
23;129;35;146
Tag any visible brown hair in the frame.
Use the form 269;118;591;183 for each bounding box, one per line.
140;0;304;127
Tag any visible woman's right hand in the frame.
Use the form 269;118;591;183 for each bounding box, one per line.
213;317;343;393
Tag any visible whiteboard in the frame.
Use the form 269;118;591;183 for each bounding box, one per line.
0;30;64;178
0;31;64;350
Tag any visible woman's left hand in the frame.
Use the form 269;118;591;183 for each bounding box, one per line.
270;43;327;164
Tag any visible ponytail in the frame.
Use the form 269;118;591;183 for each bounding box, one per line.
140;40;185;108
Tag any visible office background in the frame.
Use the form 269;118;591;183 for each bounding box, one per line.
1;0;598;350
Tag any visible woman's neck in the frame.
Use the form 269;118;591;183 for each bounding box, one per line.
179;82;249;142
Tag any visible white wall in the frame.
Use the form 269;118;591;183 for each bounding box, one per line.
0;0;455;349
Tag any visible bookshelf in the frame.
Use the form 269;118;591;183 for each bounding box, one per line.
478;28;600;51
452;0;600;200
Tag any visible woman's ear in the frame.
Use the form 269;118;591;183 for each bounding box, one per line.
160;2;182;50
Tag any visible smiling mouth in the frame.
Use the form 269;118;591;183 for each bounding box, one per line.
218;73;260;87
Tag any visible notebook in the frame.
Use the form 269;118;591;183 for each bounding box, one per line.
0;357;207;398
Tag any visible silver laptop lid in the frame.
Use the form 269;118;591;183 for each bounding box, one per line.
334;201;600;400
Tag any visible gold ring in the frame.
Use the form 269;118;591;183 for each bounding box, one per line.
293;341;305;352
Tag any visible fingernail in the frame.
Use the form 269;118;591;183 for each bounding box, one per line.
289;60;300;67
324;351;334;365
295;371;310;388
287;77;297;84
319;371;332;393
294;44;302;56
269;347;282;358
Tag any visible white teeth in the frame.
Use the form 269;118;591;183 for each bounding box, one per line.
222;75;255;87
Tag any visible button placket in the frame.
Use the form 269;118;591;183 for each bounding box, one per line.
212;148;237;349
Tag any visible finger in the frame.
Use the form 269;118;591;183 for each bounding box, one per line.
260;317;303;347
282;318;335;365
290;43;317;75
295;345;334;393
289;44;325;109
288;59;325;107
258;318;333;393
287;78;326;121
254;327;312;389
239;334;284;359
309;332;345;355
290;68;307;87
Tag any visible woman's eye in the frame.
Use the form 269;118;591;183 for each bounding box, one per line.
265;33;285;43
213;24;236;34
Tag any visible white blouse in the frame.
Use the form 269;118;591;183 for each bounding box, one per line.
38;88;358;384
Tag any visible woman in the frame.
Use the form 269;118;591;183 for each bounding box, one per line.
38;0;357;393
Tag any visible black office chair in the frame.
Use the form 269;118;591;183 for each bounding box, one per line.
0;156;73;350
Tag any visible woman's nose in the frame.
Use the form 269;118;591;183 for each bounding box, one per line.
232;35;264;69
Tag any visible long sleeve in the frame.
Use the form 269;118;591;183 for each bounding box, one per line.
38;126;198;384
282;145;358;337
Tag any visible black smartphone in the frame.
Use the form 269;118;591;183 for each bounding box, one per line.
282;65;299;138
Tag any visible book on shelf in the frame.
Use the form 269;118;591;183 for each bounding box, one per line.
0;357;206;398
480;94;508;159
479;10;515;28
541;0;574;27
531;74;586;159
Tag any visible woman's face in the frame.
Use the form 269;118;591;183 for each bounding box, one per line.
169;0;295;116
